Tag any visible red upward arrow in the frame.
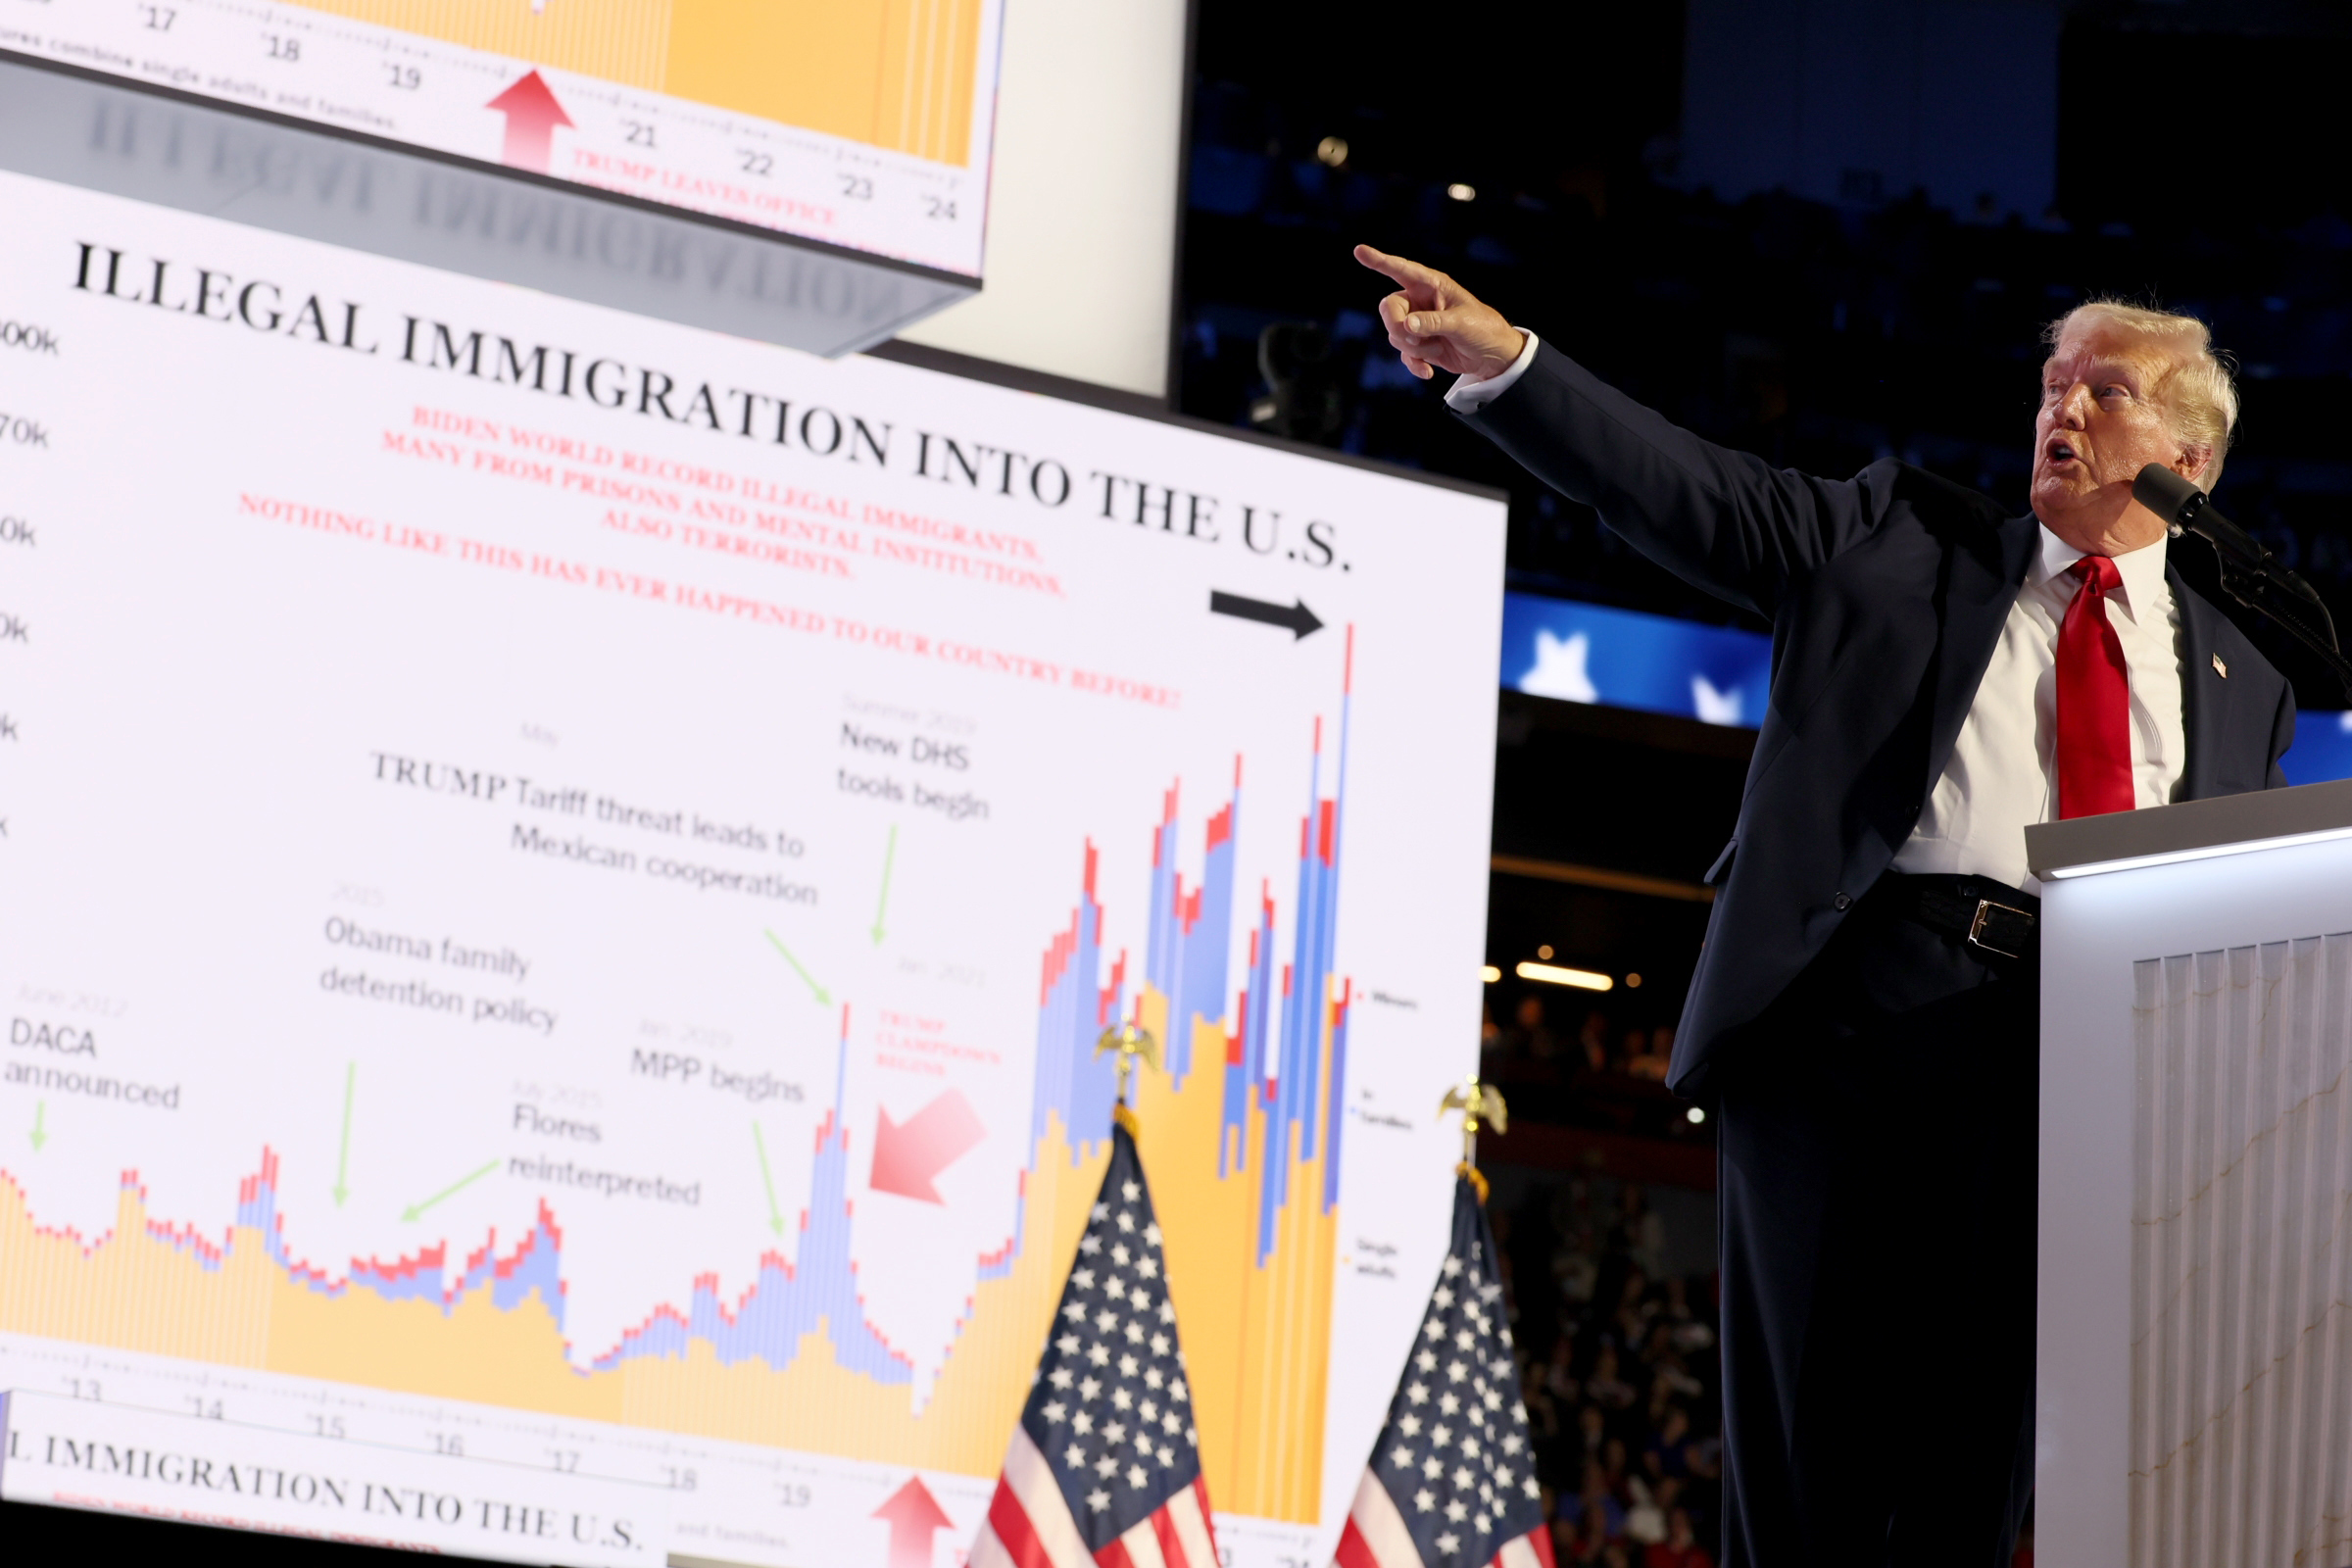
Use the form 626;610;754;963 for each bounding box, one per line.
486;70;573;174
869;1090;986;1204
873;1475;954;1568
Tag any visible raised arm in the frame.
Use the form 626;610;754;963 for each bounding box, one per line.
1356;244;1896;618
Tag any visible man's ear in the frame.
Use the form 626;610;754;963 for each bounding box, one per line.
2176;444;2216;488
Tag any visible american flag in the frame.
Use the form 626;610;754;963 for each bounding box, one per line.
971;1117;1219;1568
1335;1174;1554;1568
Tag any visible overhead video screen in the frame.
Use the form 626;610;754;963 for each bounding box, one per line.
0;172;1505;1566
0;0;1002;276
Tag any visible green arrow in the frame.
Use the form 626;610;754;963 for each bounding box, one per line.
762;928;832;1005
752;1122;785;1236
333;1062;356;1206
27;1101;46;1152
870;824;899;946
401;1159;500;1222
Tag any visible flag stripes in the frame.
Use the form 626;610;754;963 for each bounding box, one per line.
1337;1468;1424;1568
972;1426;1092;1568
1334;1173;1555;1568
971;1120;1220;1568
972;1429;1221;1568
1336;1471;1558;1568
1494;1534;1551;1568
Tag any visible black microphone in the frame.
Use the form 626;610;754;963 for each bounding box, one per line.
2132;466;2299;589
2133;463;2352;697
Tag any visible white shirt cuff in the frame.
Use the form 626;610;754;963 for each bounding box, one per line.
1443;330;1539;411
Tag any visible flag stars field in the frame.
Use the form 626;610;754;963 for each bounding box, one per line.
1336;1174;1555;1568
1375;1241;1534;1529
970;1122;1218;1568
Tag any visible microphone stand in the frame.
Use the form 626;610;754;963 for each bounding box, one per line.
2133;465;2352;702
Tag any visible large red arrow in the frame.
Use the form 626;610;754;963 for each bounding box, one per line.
873;1475;954;1568
486;70;573;174
869;1090;986;1204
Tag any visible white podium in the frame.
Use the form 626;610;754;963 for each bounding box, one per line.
2031;777;2352;1568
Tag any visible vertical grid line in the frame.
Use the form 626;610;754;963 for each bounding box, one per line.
2238;944;2282;1566
2210;945;2247;1557
2266;940;2318;1555
2159;949;2187;1561
2317;935;2352;1566
2182;946;2218;1556
2132;956;2162;1567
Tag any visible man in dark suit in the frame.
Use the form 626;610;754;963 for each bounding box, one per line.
1354;245;2294;1565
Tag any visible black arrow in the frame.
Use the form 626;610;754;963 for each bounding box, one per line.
1208;591;1324;641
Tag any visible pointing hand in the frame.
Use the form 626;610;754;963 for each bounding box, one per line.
1353;244;1527;382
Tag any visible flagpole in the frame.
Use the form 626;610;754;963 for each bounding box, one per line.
1438;1075;1506;1203
1095;1021;1158;1136
1335;1074;1553;1568
972;1015;1219;1568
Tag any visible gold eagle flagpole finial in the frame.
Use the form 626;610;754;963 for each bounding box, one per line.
1439;1075;1508;1200
1095;1021;1159;1135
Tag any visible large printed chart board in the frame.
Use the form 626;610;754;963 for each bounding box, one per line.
0;0;1001;275
0;172;1504;1566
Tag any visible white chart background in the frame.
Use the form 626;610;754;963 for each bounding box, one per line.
0;172;1507;1566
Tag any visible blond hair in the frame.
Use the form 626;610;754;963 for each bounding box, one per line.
2044;300;2239;493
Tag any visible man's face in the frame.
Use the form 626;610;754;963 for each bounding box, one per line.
2032;328;2198;544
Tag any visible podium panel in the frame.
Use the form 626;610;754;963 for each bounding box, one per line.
2129;940;2352;1562
2032;780;2352;1568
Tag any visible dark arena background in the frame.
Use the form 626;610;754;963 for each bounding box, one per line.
1175;4;2352;1564
11;3;2352;1565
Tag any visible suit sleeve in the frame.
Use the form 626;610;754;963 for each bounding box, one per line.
2267;676;2297;790
1456;341;1897;618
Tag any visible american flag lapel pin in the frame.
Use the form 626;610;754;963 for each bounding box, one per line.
2212;653;2229;678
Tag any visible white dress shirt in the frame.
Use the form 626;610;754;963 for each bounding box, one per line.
1893;526;2184;890
1448;337;2188;890
1445;329;1542;411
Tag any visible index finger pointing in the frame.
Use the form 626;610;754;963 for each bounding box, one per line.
1353;244;1444;292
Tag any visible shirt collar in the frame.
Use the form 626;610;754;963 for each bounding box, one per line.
2033;523;2169;623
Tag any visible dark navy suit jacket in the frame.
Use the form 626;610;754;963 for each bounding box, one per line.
1461;344;2295;1100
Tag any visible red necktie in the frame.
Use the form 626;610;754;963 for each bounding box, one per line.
2057;555;2135;819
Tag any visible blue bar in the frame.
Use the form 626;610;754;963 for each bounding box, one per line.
1500;593;1773;728
1500;591;2352;784
2284;710;2352;785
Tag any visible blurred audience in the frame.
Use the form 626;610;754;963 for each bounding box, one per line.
1644;1508;1713;1568
1496;1147;2027;1565
1624;1026;1673;1081
1500;993;1561;1063
1501;1166;1728;1561
1493;993;2034;1565
1476;993;1708;1139
1577;1009;1610;1074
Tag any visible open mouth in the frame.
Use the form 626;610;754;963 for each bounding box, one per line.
2044;438;2081;468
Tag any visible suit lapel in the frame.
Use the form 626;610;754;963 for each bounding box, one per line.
1925;512;2042;791
2171;563;2225;800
